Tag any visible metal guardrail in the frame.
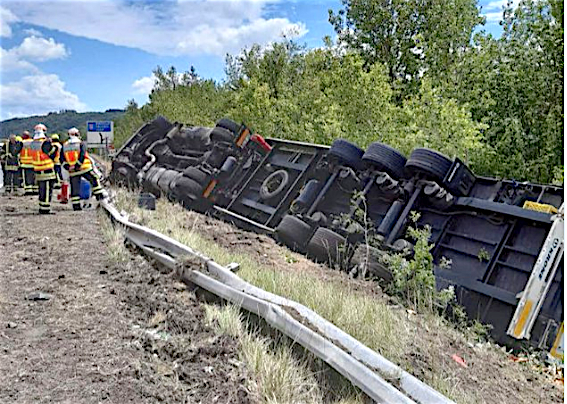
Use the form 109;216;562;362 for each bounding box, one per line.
101;200;455;404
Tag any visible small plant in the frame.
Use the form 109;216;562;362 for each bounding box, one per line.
382;212;455;313
284;252;298;264
477;247;491;262
468;320;493;342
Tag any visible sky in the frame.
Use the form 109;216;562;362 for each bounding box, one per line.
0;0;510;120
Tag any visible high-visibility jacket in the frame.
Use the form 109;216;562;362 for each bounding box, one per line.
20;139;34;168
4;141;22;170
62;137;92;176
31;138;55;172
52;142;62;165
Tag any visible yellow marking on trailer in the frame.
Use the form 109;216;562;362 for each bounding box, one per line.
513;300;534;338
551;322;564;360
203;180;217;198
523;201;558;214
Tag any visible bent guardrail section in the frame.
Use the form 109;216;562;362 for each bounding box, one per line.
101;199;455;404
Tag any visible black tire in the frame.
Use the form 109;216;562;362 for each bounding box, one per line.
152;115;171;133
210;127;235;143
306;227;348;264
216;118;241;135
404;148;453;183
260;170;289;200
157;170;179;193
172;176;203;200
275;215;314;251
351;245;392;281
183;166;209;185
362;142;407;179
328;139;364;170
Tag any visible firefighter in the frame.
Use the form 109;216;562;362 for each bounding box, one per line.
20;130;37;195
61;127;106;211
0;140;6;188
31;124;57;214
50;134;63;188
15;135;23;190
3;135;22;193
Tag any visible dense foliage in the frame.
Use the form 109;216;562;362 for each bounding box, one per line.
116;0;563;184
0;109;125;139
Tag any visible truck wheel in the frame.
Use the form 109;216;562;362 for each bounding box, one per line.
216;118;241;135
152;115;171;132
260;170;289;200
404;148;453;183
306;227;348;264
183;166;209;185
328;139;364;170
275;215;314;251
362;142;407;179
210;127;235;143
350;244;392;281
172;177;203;202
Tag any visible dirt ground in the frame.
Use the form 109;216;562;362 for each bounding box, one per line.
0;194;251;403
167;208;564;404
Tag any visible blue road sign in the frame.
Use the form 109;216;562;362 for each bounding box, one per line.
87;121;112;132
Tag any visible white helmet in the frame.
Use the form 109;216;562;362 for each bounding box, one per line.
34;123;47;132
68;127;80;136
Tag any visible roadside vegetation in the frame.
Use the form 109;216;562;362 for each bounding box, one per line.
115;0;563;185
110;188;562;404
100;210;363;404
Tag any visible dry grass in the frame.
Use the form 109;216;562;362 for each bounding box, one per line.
203;304;362;404
103;201;363;403
109;188;561;404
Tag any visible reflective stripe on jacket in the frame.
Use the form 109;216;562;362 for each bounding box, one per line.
63;138;92;175
31;139;55;172
52;142;62;164
20;139;34;167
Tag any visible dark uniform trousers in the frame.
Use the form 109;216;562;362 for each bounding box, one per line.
4;165;20;193
70;169;104;211
54;164;62;189
37;170;56;214
22;167;37;194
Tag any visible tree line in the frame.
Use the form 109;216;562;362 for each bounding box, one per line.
1;109;125;140
115;0;563;184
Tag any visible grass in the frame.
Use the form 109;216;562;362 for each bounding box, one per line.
203;304;364;404
100;206;362;404
109;188;498;404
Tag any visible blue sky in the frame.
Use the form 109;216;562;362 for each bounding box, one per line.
0;0;509;120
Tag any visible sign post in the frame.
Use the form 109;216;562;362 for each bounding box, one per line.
86;121;114;150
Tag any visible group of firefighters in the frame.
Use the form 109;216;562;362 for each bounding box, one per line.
0;124;107;214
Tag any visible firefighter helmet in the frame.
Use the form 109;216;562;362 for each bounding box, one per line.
68;127;80;136
34;123;47;132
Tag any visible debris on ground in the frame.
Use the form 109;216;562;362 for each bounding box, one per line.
0;195;252;403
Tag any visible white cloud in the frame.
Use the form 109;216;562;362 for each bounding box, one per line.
177;18;307;55
0;74;86;119
0;15;82;119
13;36;68;61
0;6;18;37
482;0;515;23
3;1;307;56
132;74;156;95
0;47;39;72
23;27;42;37
1;35;68;73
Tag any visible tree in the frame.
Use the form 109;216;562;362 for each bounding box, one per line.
436;0;563;181
329;0;483;97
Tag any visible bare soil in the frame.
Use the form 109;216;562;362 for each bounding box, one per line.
0;194;251;403
169;208;564;404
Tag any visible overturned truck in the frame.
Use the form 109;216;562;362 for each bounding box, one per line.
110;116;564;357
